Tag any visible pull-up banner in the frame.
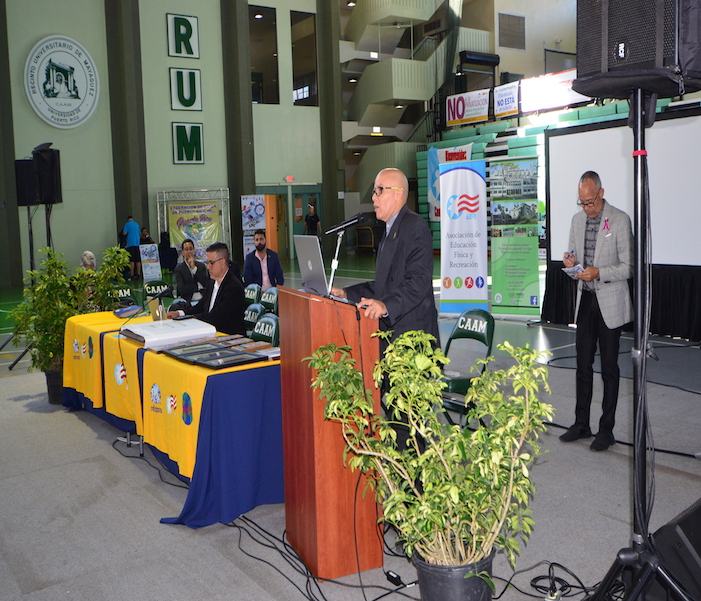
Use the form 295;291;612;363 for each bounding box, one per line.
439;160;488;314
427;143;473;222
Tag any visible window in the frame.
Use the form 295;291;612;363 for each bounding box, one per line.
291;11;317;106
498;13;526;51
250;6;279;104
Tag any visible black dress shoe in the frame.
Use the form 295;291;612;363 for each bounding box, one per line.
559;424;593;442
590;431;615;452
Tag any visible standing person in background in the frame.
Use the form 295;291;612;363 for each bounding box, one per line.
559;171;633;452
243;229;284;291
303;204;321;238
173;239;209;305
122;216;141;280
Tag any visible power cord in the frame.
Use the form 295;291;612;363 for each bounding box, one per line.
111;439;189;489
227;515;420;601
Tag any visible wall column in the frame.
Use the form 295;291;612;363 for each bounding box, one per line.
316;0;345;251
221;0;256;264
104;0;149;232
0;0;23;287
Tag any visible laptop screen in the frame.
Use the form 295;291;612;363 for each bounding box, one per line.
294;235;329;296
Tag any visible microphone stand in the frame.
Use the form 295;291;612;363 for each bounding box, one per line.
327;230;345;293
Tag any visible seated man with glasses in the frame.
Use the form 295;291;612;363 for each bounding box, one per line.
560;170;633;452
331;167;439;353
167;242;246;335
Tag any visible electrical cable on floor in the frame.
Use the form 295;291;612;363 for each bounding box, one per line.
488;559;598;599
227;514;421;601
227;511;613;601
111;439;189;489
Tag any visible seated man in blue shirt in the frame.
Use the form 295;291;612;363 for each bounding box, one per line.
243;229;284;291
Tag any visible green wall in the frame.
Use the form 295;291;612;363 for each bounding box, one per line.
8;0;116;274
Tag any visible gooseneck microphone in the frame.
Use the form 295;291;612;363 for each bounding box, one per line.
325;213;367;236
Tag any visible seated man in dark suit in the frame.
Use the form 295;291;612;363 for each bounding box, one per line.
243;229;284;291
166;242;245;335
173;239;210;305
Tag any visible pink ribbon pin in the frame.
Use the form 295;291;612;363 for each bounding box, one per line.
602;218;610;232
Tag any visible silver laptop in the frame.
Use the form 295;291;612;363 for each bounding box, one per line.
294;235;353;304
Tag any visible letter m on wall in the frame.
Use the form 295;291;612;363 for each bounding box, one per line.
172;123;204;164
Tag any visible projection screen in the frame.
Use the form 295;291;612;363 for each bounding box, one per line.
546;108;701;266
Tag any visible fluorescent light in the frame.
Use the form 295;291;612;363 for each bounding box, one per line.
370;51;378;59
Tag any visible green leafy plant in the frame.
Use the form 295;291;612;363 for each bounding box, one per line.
10;246;130;372
306;330;554;569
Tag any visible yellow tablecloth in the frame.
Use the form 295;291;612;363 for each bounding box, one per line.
102;332;146;433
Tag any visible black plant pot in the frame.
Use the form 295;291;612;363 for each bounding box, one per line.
45;369;63;405
413;551;495;601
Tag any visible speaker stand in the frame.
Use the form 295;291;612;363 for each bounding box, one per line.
592;548;695;601
590;88;692;601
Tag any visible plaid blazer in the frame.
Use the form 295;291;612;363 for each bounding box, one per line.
568;200;633;330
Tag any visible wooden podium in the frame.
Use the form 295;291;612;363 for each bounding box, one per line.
278;287;383;579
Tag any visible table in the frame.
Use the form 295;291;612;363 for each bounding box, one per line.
62;312;284;528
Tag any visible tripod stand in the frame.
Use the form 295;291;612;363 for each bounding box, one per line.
589;89;696;601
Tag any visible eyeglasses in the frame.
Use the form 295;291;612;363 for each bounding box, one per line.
577;189;601;207
206;257;225;266
372;186;405;196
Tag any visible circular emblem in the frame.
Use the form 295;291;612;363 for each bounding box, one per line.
88;336;94;358
114;363;126;385
182;393;193;425
24;35;99;129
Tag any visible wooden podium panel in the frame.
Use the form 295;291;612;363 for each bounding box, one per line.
278;287;383;579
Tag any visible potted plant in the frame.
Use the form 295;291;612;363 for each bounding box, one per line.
10;246;130;403
306;330;554;601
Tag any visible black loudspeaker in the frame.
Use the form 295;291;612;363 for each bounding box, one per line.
574;0;701;99
32;146;62;205
646;497;701;599
14;159;40;207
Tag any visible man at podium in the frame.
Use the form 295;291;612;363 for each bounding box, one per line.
332;167;439;351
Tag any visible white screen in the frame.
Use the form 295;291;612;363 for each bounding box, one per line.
547;111;701;266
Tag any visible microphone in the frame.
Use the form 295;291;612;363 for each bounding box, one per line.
146;285;174;301
325;213;367;236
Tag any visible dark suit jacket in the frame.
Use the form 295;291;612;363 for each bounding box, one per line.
183;268;246;335
173;261;209;303
243;249;284;287
345;205;439;348
174;260;241;303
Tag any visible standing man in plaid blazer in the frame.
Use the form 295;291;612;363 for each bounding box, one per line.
559;171;633;452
